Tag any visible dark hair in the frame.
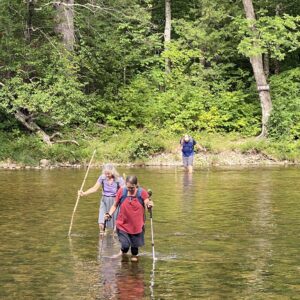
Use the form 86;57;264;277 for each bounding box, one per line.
126;175;138;185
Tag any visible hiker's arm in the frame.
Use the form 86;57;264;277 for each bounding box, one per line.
78;181;101;196
177;138;183;152
105;202;118;220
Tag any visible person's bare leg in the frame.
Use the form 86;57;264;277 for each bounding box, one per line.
131;256;138;262
131;247;139;261
99;223;105;235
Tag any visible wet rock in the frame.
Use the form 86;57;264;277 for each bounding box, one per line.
0;163;9;169
40;159;51;168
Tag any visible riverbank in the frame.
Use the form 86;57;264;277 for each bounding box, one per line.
0;130;299;169
0;150;296;170
146;150;292;167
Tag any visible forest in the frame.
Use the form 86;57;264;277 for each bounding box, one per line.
0;0;299;165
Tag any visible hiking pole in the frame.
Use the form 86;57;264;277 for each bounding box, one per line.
68;149;96;237
148;189;156;261
103;218;107;233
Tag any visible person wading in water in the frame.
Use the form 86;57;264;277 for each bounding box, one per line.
78;164;124;235
105;175;153;262
180;134;204;173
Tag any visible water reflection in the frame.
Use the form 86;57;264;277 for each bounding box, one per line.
182;172;193;190
246;171;274;295
99;235;145;300
149;259;156;300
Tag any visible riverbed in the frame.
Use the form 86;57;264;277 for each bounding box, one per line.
1;167;300;299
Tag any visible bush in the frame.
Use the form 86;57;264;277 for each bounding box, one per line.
268;67;300;140
116;71;261;135
0;133;46;165
237;139;268;154
128;132;165;160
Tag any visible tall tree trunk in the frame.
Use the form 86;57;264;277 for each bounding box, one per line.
54;0;75;51
164;0;171;73
242;0;272;138
273;59;280;74
273;4;282;75
25;0;35;42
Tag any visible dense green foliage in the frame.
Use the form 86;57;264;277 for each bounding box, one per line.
269;67;300;140
0;0;299;163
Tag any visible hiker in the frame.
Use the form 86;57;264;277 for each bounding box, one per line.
78;163;124;234
104;175;153;262
180;134;204;173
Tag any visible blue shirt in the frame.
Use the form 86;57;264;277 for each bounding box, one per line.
181;138;196;157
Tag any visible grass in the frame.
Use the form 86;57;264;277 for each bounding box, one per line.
0;129;299;166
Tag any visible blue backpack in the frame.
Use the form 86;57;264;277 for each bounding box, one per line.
118;187;145;208
181;137;196;156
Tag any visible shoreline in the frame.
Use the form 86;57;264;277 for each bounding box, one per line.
0;150;297;170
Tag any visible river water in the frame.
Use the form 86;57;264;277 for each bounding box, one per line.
1;167;300;299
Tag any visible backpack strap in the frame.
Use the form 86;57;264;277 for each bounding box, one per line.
136;187;144;207
118;187;144;208
116;179;120;191
100;178;105;191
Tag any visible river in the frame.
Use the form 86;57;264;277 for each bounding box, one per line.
1;167;300;299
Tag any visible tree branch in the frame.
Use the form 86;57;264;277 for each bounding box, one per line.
37;1;119;14
54;140;79;146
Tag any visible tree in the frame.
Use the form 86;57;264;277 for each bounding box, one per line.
54;0;75;51
25;0;35;42
0;0;299;144
164;0;172;73
242;0;272;138
0;1;86;145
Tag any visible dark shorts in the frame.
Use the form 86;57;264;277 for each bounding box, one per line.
117;228;145;249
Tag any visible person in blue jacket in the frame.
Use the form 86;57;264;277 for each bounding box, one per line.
180;134;203;173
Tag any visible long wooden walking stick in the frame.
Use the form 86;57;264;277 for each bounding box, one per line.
68;149;96;237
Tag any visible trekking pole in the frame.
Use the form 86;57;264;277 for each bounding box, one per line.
103;218;107;233
68;149;97;237
148;189;156;261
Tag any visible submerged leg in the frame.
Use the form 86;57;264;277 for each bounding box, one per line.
131;247;139;262
99;223;106;235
